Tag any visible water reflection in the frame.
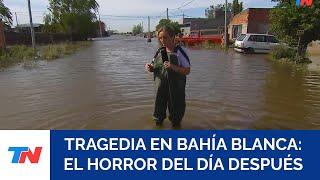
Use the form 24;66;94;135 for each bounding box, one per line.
255;63;320;129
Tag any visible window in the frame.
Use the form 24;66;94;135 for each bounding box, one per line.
236;34;246;41
266;36;279;43
232;25;243;39
248;35;266;42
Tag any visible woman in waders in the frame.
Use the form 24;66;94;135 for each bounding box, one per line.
145;26;191;128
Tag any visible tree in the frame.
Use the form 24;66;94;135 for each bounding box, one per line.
0;0;12;25
45;0;99;40
232;0;243;16
205;5;215;18
43;13;60;33
132;23;143;35
205;3;232;19
270;0;320;56
156;19;180;36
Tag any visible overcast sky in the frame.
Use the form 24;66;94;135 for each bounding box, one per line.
3;0;277;32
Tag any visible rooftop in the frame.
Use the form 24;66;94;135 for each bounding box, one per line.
16;23;43;28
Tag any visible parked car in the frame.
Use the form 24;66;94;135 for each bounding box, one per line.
234;34;281;53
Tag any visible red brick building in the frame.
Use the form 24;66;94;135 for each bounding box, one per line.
228;8;271;40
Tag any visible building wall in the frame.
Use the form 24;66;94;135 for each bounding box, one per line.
191;28;223;36
181;27;191;36
242;24;248;34
228;10;249;39
247;9;270;34
228;8;271;39
229;10;249;25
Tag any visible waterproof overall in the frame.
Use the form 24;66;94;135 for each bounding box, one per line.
152;46;188;125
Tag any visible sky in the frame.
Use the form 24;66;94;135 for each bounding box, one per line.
3;0;277;32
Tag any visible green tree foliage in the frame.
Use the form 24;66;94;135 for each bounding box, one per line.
205;1;242;18
232;0;243;16
270;0;320;55
132;23;143;35
205;3;232;19
205;5;215;18
44;0;99;40
156;19;180;36
43;14;60;33
0;0;12;25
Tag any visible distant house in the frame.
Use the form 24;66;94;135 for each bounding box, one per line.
15;23;44;33
228;8;271;40
180;10;231;37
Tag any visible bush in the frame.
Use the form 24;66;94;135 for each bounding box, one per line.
42;45;62;60
0;42;91;68
9;45;36;61
191;40;223;50
270;45;312;64
0;46;36;68
201;41;220;49
271;45;296;60
41;41;91;60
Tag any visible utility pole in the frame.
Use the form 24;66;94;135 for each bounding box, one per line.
147;16;151;42
224;0;228;49
167;8;169;20
142;21;144;32
182;13;185;23
15;12;19;27
27;0;36;51
97;8;103;37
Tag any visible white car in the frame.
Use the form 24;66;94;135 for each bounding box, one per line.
234;34;281;53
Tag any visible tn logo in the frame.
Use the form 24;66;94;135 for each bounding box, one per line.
8;147;42;164
296;0;314;7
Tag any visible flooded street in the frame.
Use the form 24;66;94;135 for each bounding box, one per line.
0;35;319;129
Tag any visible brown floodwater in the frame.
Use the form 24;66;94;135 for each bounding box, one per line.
0;35;319;130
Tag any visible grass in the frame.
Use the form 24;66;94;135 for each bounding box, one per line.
41;41;92;60
269;45;312;64
0;45;36;68
188;41;226;50
267;54;309;73
0;41;92;68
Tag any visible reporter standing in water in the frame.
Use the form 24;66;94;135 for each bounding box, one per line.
145;26;191;128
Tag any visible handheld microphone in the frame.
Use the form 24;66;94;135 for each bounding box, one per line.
160;47;169;63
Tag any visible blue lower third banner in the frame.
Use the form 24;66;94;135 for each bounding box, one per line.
50;131;319;180
1;131;320;180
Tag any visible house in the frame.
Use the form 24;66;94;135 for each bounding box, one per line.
228;8;271;40
15;23;44;33
180;9;231;37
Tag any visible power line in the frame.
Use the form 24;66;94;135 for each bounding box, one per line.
15;11;48;14
158;10;168;17
100;17;150;21
99;14;175;20
169;0;196;11
162;0;197;20
100;15;148;19
183;14;198;18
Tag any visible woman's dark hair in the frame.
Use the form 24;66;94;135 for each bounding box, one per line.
157;25;175;38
